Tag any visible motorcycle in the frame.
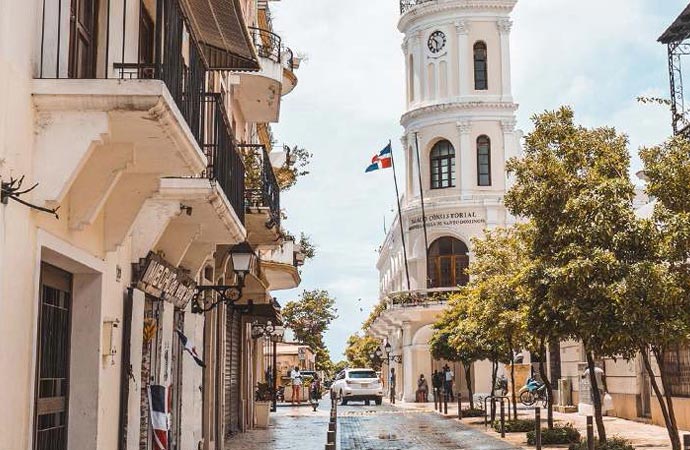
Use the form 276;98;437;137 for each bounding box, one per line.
275;385;285;403
518;376;549;407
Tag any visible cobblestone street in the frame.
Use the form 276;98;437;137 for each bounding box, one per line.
226;396;518;450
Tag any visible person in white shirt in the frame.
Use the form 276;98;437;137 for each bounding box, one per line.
290;366;303;405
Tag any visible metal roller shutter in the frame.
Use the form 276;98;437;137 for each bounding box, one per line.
224;307;242;436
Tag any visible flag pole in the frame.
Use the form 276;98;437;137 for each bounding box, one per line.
389;140;411;292
414;133;430;288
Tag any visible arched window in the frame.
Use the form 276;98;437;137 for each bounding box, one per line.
473;41;488;90
430;140;456;189
477;135;491;186
427;237;469;288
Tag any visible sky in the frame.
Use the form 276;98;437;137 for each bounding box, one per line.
268;0;687;361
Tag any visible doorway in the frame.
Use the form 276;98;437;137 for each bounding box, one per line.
33;263;73;450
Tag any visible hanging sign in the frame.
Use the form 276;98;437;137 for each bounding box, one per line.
133;252;197;309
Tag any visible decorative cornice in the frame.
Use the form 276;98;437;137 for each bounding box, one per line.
454;20;470;35
401;101;518;126
497;18;513;34
400;134;409;148
399;0;518;31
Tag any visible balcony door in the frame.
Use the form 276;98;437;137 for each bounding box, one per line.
33;263;73;450
68;0;98;78
427;237;469;289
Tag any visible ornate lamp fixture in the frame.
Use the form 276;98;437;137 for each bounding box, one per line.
191;242;257;314
383;342;403;364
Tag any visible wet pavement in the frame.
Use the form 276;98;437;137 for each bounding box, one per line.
225;395;519;450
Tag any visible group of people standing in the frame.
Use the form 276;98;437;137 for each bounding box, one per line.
416;365;455;403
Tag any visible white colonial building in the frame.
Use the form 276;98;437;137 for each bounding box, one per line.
368;0;522;403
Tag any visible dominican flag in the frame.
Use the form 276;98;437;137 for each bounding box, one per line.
148;384;169;450
365;143;393;173
175;329;206;368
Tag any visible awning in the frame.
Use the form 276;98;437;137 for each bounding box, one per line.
659;4;690;44
179;0;261;71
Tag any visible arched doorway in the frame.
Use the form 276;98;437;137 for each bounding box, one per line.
427;237;469;288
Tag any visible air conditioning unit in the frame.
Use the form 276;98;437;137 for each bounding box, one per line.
558;378;572;406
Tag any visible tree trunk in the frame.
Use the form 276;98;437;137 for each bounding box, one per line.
586;350;607;442
465;363;474;410
491;359;498;422
510;354;518;420
655;347;682;450
641;348;680;450
539;340;554;429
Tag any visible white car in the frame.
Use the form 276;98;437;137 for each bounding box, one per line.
331;368;383;405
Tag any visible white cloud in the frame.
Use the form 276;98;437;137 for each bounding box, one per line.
269;0;687;360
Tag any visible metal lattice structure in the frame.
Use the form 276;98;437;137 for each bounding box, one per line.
660;4;690;136
400;0;435;14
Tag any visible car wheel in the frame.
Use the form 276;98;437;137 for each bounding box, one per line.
365;400;370;406
375;397;382;406
340;391;347;405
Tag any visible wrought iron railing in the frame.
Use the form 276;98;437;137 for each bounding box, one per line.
36;0;207;148
248;26;295;72
400;0;435;14
385;288;457;308
242;145;281;229
202;93;246;224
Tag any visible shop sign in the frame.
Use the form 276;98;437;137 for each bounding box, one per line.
134;252;197;308
409;210;486;231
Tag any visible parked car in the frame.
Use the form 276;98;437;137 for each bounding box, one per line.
330;368;383;405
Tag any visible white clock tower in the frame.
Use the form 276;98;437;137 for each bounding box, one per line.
369;0;522;403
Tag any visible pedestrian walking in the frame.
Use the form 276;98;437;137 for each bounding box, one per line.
443;365;455;402
389;367;397;404
290;366;303;405
416;374;429;402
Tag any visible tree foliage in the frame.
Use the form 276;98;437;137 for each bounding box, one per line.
282;289;338;372
344;333;381;370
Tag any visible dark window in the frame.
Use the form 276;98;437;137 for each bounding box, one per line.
430;140;456;189
348;370;378;379
68;0;99;78
473;41;488;90
138;2;156;78
663;344;690;398
427;237;469;288
477;135;491;186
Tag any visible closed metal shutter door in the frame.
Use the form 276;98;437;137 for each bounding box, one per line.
224;308;242;436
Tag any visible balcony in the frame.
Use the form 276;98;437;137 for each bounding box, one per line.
399;0;435;14
234;27;298;123
242;145;281;247
257;239;302;291
33;0;251;251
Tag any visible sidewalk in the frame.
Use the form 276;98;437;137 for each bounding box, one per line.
392;400;687;450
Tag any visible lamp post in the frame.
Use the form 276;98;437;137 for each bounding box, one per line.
375;343;402;404
191;242;257;314
251;321;284;412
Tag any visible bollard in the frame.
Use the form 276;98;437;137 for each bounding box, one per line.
437;389;442;412
327;430;336;444
500;399;505;438
444;390;449;415
683;435;690;450
325;444;336;450
587;416;594;450
328;421;336;433
458;395;462;420
434;388;438;410
535;407;542;450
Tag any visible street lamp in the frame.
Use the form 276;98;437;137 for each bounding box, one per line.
383;342;402;364
191;242;257;314
250;321;285;412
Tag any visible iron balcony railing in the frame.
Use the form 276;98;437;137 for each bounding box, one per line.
248;26;295;72
241;145;281;230
400;0;435;14
37;0;207;148
202;93;246;224
385;288;458;308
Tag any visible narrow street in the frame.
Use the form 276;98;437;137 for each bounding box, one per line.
227;395;518;450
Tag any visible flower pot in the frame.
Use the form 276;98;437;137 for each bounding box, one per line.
254;401;271;429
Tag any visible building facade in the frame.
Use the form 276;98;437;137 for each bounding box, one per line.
0;0;304;448
368;0;521;403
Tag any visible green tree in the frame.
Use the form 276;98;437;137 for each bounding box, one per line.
344;333;382;370
629;135;690;450
282;289;338;372
505;107;637;441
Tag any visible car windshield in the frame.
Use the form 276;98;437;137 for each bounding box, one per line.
348;370;377;379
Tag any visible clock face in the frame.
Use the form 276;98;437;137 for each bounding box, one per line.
428;30;447;54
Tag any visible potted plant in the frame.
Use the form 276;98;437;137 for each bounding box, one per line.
254;382;272;429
